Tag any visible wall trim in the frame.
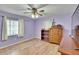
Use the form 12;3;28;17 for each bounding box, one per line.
0;37;35;49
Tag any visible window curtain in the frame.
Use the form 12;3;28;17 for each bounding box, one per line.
2;16;8;40
18;18;24;37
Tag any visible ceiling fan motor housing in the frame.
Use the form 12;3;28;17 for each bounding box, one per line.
32;8;38;15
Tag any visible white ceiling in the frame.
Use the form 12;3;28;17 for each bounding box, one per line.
0;4;78;18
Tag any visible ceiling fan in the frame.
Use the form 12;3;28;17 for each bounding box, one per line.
23;4;48;18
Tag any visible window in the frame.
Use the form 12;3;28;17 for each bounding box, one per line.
7;20;18;36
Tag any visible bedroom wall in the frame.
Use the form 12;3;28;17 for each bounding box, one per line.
34;14;72;39
72;7;79;35
71;6;79;41
0;11;34;48
0;11;73;48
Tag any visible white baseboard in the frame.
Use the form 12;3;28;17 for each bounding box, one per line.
0;37;35;49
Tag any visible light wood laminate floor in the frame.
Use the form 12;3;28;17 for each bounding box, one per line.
0;38;61;55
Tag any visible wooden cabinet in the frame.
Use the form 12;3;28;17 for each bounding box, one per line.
49;25;63;45
41;29;49;42
41;25;63;45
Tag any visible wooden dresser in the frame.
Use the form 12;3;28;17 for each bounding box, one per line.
49;25;63;45
41;25;63;45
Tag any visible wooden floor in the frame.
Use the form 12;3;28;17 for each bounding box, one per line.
0;38;61;55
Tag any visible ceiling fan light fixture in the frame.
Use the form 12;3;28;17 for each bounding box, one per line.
35;14;38;18
31;14;39;18
31;14;35;18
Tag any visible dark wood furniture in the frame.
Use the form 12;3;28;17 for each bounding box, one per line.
59;37;79;55
41;29;49;42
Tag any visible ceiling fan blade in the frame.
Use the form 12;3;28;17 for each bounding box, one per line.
39;14;43;16
37;12;43;16
37;11;46;16
24;12;32;14
27;8;32;10
39;10;44;12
